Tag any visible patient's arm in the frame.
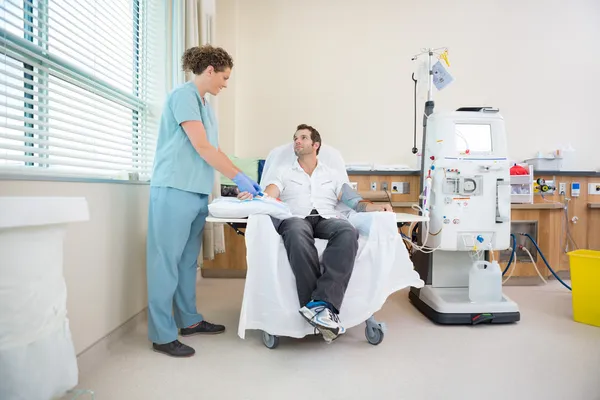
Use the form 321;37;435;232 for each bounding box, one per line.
338;183;393;212
237;184;280;200
264;184;280;198
364;203;393;212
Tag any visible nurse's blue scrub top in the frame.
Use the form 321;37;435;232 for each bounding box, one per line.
150;81;218;195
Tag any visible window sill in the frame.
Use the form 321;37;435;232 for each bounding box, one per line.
0;173;151;186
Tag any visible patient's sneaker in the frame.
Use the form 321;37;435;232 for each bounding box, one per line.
299;301;346;343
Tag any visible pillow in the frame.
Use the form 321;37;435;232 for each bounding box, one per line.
208;197;293;220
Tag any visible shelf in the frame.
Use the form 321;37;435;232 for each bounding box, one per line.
391;202;416;208
511;203;564;210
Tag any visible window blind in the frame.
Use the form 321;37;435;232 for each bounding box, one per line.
0;0;165;180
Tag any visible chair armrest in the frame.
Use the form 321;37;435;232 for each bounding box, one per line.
348;212;398;239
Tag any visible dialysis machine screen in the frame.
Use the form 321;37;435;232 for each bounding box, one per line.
455;124;492;153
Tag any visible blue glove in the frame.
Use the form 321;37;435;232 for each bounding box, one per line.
232;172;263;197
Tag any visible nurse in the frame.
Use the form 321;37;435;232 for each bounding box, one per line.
147;45;261;358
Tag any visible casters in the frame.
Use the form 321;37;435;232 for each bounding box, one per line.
261;317;386;348
365;316;385;346
262;331;280;349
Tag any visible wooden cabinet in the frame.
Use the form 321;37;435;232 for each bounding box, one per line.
533;175;600;271
201;223;247;278
588;203;600;250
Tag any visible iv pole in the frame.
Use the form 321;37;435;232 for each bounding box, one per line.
409;47;447;303
411;47;446;188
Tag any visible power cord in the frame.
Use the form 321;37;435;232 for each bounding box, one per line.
502;233;517;275
522;246;547;284
383;188;393;209
541;192;579;252
503;250;517;284
503;244;546;285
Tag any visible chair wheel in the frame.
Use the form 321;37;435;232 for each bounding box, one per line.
262;331;279;349
365;325;384;345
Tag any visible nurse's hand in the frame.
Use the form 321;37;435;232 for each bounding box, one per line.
232;172;263;196
237;191;253;201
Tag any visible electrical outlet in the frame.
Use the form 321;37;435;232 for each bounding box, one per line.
589;182;600;195
559;183;567;195
381;182;388;191
391;181;410;194
371;182;377;191
350;182;358;190
571;182;580;197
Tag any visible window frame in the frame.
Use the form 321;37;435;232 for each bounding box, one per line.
0;0;154;184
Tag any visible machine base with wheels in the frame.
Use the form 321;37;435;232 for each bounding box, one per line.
409;286;520;325
260;315;387;349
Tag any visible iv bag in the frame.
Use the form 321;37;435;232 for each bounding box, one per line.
432;60;454;91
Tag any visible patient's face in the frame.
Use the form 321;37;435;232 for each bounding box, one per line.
293;129;317;156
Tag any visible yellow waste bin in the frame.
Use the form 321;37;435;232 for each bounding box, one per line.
567;250;600;327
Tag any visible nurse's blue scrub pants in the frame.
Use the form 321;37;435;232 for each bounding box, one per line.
146;186;208;344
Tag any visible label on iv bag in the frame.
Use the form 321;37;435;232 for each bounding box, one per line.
432;60;454;91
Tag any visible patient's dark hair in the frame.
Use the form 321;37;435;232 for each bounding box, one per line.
295;124;322;155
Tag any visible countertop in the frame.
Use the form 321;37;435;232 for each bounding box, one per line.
511;203;564;210
359;196;566;210
347;169;420;176
348;169;600;177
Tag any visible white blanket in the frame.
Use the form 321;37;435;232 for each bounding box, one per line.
238;212;424;339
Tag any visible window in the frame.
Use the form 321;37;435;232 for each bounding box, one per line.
0;0;165;180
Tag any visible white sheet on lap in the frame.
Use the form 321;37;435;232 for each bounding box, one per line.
238;213;424;339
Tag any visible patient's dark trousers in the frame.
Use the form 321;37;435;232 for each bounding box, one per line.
272;210;359;313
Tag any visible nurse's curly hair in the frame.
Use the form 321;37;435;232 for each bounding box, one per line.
182;45;234;75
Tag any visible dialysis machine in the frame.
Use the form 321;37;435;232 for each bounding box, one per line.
408;49;520;324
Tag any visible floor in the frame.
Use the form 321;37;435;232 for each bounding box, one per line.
65;279;600;400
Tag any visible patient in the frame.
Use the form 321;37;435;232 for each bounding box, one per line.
237;124;392;342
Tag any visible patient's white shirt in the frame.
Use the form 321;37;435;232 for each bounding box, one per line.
265;159;343;218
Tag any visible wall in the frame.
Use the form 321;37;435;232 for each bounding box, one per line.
0;180;149;355
214;0;239;155
215;0;600;170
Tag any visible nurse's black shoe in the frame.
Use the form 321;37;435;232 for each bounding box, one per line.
152;340;195;357
180;320;226;336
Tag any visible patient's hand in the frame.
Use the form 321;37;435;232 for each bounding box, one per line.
366;203;393;212
237;191;253;201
